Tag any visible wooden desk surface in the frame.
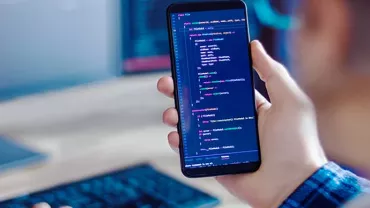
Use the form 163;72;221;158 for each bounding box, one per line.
0;73;246;207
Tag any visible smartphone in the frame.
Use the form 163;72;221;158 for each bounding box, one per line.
167;0;261;178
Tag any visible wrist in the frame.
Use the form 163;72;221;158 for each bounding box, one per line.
270;160;328;208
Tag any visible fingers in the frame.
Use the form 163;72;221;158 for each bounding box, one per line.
163;107;178;127
251;40;304;106
157;76;174;98
251;40;289;82
168;131;180;153
254;90;271;112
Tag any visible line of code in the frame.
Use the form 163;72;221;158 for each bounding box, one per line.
172;9;260;169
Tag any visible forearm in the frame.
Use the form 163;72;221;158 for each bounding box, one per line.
280;162;370;208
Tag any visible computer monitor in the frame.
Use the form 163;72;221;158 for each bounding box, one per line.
121;0;297;74
121;0;298;97
0;0;121;171
0;0;297;100
0;0;121;101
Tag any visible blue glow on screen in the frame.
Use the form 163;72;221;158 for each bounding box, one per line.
171;9;259;169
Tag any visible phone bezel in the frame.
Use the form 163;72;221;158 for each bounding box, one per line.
166;0;261;178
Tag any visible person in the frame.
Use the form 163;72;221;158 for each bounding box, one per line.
35;0;370;207
294;0;370;174
158;40;370;208
156;0;370;207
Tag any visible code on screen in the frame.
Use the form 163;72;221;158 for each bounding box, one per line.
171;9;260;169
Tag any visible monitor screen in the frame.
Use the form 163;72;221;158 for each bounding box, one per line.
121;0;296;75
0;0;119;101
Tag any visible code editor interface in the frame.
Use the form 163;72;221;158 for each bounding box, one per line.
171;9;259;169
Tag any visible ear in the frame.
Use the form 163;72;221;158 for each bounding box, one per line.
301;0;351;67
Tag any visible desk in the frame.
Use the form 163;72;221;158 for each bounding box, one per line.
0;73;245;207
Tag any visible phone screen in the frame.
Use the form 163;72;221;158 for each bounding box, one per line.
169;4;260;175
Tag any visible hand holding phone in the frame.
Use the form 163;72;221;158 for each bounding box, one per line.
159;40;328;207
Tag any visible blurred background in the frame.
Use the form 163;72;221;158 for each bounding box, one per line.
0;0;299;207
0;0;298;100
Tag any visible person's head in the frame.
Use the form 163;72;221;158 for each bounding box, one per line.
295;0;370;172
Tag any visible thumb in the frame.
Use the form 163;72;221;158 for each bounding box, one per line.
251;40;304;106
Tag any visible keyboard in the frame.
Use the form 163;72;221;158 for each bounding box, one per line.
0;164;220;208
